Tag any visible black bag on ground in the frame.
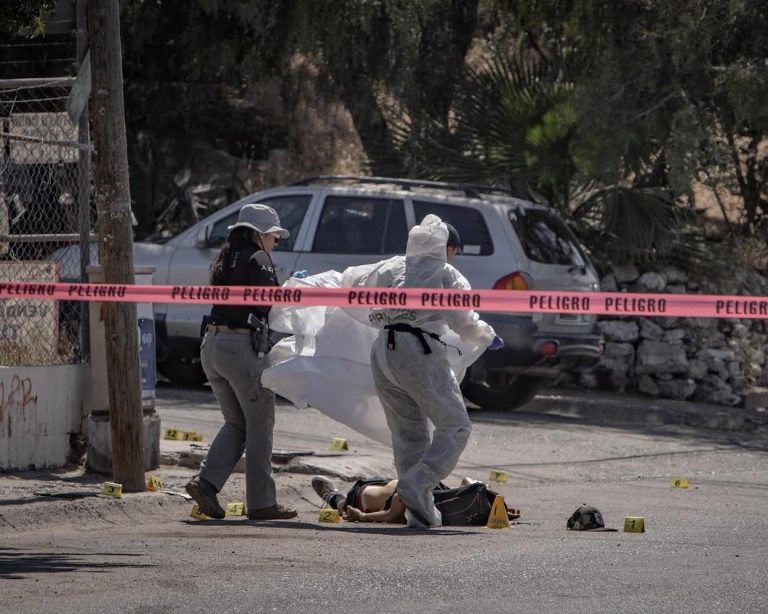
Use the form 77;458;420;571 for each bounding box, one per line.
433;482;499;526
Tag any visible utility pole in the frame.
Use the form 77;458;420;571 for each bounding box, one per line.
88;0;145;491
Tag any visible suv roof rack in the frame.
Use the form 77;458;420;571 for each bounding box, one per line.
290;175;529;200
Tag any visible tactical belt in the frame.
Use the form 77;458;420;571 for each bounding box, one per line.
384;323;443;354
208;324;251;334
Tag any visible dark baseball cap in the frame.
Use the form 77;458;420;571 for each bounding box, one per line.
566;504;617;531
445;223;462;251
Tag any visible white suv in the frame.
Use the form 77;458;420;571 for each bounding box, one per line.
58;176;604;409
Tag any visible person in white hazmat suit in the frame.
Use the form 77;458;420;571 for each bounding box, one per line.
360;214;503;528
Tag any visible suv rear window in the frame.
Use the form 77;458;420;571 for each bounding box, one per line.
412;201;493;255
508;208;587;266
313;196;407;254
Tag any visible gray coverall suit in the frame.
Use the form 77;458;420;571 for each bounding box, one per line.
365;215;495;527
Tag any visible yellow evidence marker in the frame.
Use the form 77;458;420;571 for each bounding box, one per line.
329;437;349;451
670;477;689;489
225;502;245;517
146;475;164;491
163;429;182;441
190;504;211;520
486;494;510;529
319;508;341;523
624;516;645;533
182;431;201;441
189;433;203;442
102;482;123;498
488;470;508;483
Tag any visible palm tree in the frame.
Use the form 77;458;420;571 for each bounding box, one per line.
386;53;702;265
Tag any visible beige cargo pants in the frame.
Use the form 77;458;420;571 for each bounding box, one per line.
198;328;276;510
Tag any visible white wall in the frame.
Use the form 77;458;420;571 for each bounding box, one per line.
0;364;88;471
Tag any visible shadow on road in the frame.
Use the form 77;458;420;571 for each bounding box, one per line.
0;492;101;506
176;519;478;536
0;469;106;485
0;547;155;580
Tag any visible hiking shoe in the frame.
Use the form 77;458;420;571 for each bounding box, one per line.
247;503;298;520
185;477;225;519
311;476;344;510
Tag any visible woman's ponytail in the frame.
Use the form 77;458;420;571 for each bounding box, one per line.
210;227;254;284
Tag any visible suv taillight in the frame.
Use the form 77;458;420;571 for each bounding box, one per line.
493;272;529;290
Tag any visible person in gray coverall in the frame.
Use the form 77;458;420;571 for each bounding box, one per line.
185;204;297;521
363;215;504;528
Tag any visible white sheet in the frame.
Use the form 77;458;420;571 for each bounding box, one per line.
263;271;486;447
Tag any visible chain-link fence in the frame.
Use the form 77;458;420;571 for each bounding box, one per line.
0;77;93;366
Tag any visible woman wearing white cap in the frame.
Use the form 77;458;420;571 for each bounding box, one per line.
185;203;297;520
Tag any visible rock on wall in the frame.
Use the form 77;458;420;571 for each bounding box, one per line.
563;264;768;406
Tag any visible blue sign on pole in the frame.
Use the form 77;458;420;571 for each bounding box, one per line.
138;317;156;407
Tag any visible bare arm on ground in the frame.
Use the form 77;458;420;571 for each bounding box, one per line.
343;494;407;524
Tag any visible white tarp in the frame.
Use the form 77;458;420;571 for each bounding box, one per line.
263;270;486;447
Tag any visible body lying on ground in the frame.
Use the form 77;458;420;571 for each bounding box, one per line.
312;475;520;525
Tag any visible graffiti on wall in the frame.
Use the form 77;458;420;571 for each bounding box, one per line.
0;373;37;421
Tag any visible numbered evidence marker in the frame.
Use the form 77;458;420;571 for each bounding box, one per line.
486;494;510;529
102;482;123;498
146;475;164;491
225;502;245;517
182;431;203;442
488;470;508;483
318;508;341;523
163;429;182;441
329;437;349;451
670;477;689;489
623;516;645;533
190;504;211;520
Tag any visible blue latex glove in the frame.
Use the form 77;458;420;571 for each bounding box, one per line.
488;335;504;351
291;270;309;279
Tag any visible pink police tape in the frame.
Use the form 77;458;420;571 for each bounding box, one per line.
1;281;767;319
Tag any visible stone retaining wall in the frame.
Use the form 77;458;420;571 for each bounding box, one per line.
559;263;768;406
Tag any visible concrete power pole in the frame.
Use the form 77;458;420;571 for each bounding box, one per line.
88;0;145;491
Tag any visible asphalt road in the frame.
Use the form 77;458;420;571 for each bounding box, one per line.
1;385;767;613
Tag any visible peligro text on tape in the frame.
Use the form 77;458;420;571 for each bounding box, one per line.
2;281;768;320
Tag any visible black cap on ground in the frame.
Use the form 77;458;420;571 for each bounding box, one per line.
566;504;617;531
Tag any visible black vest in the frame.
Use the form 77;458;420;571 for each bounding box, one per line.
209;245;277;328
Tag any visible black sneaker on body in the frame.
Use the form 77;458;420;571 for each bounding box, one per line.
311;475;344;510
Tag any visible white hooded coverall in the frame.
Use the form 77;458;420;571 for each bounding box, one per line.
361;215;495;527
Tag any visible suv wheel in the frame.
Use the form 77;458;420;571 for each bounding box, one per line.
462;372;543;411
